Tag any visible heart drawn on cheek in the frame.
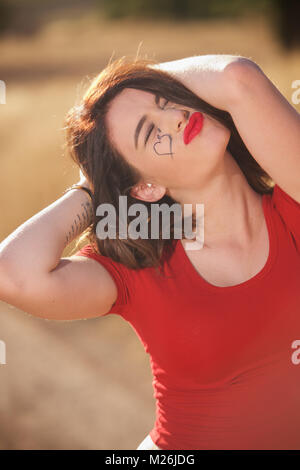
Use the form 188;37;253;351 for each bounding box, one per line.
153;134;173;157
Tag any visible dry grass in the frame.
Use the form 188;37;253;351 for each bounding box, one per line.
0;11;299;450
0;12;299;245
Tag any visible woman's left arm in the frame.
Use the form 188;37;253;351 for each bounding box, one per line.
225;59;300;202
152;54;244;111
154;55;300;202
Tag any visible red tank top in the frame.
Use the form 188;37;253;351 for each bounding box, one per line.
75;184;300;450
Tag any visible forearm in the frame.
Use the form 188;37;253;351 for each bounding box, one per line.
0;189;93;282
152;54;249;111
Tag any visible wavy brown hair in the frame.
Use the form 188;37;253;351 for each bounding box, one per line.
65;56;274;270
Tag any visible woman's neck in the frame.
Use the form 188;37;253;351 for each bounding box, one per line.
171;151;264;249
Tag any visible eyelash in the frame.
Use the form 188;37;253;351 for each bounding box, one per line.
156;99;169;138
144;98;169;146
160;99;169;110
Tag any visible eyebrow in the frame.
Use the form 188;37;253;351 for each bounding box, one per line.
134;94;160;149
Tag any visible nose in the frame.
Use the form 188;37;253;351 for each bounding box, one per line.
158;108;190;134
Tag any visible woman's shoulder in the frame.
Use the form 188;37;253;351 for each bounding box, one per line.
266;183;300;238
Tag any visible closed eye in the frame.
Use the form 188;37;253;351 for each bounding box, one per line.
144;96;169;147
144;123;155;147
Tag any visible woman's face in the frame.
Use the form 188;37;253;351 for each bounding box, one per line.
105;88;231;201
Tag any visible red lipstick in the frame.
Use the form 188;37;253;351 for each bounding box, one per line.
183;112;204;145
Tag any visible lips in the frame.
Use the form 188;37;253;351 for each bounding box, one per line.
183;112;204;145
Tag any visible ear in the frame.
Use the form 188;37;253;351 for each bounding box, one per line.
130;182;166;202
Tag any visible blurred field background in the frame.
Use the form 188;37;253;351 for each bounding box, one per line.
0;0;299;450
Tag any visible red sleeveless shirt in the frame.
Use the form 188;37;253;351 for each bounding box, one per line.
75;184;300;450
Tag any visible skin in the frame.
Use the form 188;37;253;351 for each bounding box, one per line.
105;88;265;250
65;197;93;245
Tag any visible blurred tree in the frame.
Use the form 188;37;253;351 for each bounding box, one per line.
0;0;299;50
99;0;300;50
99;0;271;19
0;0;95;36
272;0;300;50
0;0;12;34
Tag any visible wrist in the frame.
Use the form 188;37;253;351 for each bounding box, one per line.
63;184;93;202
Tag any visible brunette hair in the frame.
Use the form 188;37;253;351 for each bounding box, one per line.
65;56;274;270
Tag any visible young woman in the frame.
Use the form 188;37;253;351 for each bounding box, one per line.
0;54;300;450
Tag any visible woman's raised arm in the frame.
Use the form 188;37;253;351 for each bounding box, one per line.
0;188;118;320
153;55;300;201
151;54;245;111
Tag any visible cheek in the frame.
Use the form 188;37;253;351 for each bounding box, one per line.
152;134;174;157
204;125;231;151
188;123;230;154
202;117;230;140
135;154;177;184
